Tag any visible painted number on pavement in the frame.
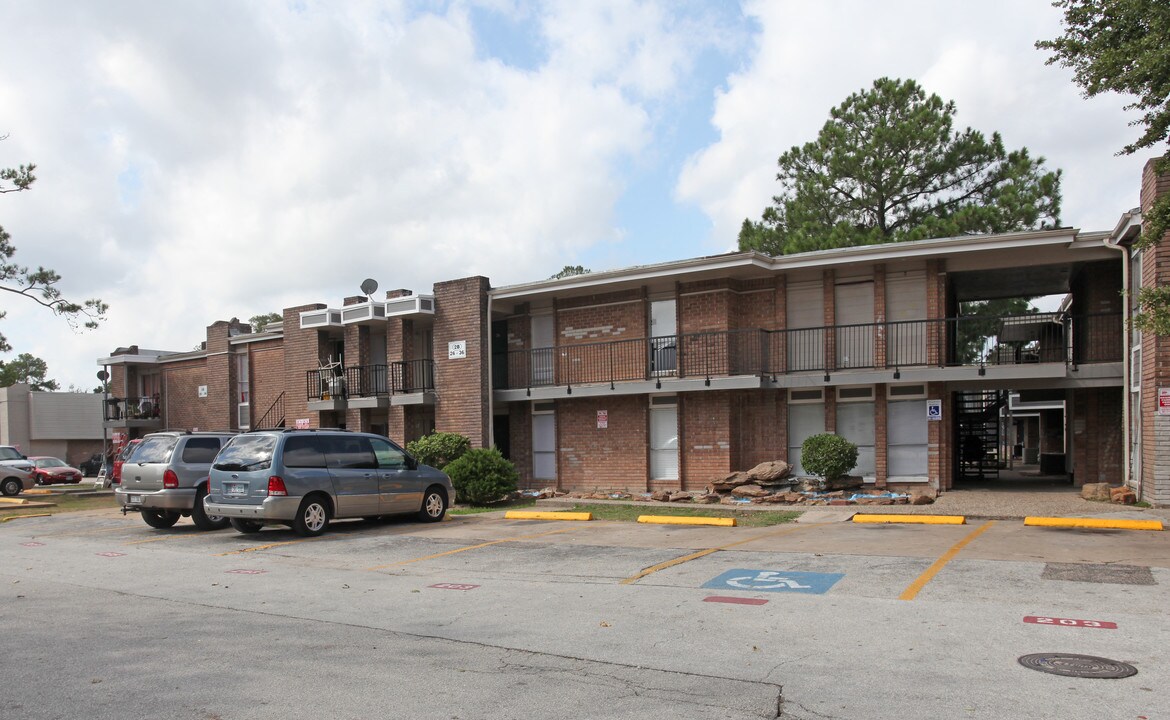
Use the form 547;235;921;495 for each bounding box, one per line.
20;542;44;547
226;569;268;575
1023;616;1117;629
702;569;844;594
429;583;480;591
95;552;126;558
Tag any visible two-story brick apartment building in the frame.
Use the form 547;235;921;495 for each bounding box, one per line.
98;160;1170;506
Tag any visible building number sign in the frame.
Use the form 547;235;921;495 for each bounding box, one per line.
448;341;467;360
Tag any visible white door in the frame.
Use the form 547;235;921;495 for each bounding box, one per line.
787;281;824;371
649;398;679;480
836;401;875;478
788;402;825;475
531;314;555;385
886;271;927;367
835;280;874;369
650;300;677;375
532;408;556;480
888;399;928;478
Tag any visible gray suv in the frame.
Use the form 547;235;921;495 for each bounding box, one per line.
115;431;237;530
205;429;455;536
0;446;34;496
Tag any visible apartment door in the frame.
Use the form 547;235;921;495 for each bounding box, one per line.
835;280;874;368
649;396;679;480
532;402;556;480
649;300;677;375
787;281;824;372
532;314;555;385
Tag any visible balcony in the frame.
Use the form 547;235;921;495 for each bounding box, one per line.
496;313;1122;395
306;359;436;410
103;395;163;429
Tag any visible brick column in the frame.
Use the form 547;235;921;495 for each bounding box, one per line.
874;384;887;488
282;304;327;430
433;276;491;447
874;264;887;369
1139;159;1170;505
926;260;946;367
823;269;836;373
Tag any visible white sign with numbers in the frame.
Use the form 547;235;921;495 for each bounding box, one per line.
448;341;467;359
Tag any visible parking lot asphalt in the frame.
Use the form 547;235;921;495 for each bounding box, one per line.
2;505;1167;719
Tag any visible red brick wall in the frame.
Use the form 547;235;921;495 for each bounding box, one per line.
162;358;209;431
557;291;647;385
249;340;284;428
730;389;785;472
926;260;946;366
874;385;888;487
433;277;490;447
927;381;951;490
282;304;327;430
1139;159;1170;504
681;392;730;489
510;403;534;488
204;321;236;430
557;395;647;491
1072;387;1123;486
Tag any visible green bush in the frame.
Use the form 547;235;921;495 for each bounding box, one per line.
406;432;470;470
443;448;519;505
800;433;859;480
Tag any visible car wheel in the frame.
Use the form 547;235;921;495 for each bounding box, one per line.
141;509;181;529
292;496;330;537
34;474;46;486
191;488;231;531
1;477;21;496
230;518;263;534
417;486;448;523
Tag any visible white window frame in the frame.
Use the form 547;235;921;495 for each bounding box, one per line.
788;388;825;404
532;401;556;481
887;384;927;400
836;385;874;402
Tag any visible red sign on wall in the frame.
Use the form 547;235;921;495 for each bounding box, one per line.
1023;616;1117;629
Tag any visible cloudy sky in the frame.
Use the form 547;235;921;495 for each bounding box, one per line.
0;0;1151;391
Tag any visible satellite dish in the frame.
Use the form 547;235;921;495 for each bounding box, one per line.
360;278;379;297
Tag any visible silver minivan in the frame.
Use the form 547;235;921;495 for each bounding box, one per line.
204;429;455;536
116;431;237;530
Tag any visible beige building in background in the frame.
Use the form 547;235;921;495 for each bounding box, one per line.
0;384;105;466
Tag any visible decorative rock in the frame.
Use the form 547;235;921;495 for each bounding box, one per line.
829;499;852;506
1111;489;1137;505
910;493;934;505
1081;483;1111;501
746;461;792;483
694;493;721;504
650;490;672;502
669;491;694;502
783;492;805;503
731;484;770;498
711;471;751;490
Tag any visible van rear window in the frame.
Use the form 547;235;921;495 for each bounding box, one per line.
213;435;277;471
134;436;179;464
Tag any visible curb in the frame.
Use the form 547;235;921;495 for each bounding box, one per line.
637;515;737;527
853;514;966;525
504;511;593;521
0;513;51;522
1024;516;1164;531
0;497;31;505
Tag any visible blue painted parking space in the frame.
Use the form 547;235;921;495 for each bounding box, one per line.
702;569;844;594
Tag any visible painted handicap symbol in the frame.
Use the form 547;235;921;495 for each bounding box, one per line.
702;568;844;594
726;571;812;590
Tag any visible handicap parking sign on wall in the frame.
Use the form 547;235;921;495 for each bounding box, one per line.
702;569;844;594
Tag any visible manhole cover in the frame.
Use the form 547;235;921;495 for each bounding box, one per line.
1018;653;1137;679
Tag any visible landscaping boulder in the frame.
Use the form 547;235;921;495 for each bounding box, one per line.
650;490;672;502
910;493;935;506
746;461;792;483
1110;485;1137;505
731;484;770;498
1081;483;1111;501
669;491;695;502
711;471;751;490
694;493;721;504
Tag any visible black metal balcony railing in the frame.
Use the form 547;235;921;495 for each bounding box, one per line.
498;312;1123;390
104;395;162;422
306;360;436;401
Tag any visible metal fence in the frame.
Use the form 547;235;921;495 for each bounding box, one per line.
498;312;1123;389
307;359;436;401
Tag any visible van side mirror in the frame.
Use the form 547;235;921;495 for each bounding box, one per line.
405;454;418;471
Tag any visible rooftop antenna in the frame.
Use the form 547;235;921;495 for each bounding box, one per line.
360;278;378;301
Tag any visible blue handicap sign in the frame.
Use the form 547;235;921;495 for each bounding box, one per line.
702;569;844;594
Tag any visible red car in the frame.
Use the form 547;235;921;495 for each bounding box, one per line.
111;439;142;486
29;456;83;485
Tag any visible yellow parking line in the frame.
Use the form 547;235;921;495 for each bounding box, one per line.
619;523;824;585
215;537;324;556
0;513;52;522
366;527;574;570
898;521;995;601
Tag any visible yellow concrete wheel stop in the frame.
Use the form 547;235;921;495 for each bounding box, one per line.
637;515;737;527
852;514;966;525
1024;517;1163;531
504;510;593;521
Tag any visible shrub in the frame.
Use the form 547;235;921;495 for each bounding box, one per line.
443;448;519;505
800;433;859;480
406;432;470;470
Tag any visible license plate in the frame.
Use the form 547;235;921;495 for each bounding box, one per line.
128;495;142;504
224;482;247;497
